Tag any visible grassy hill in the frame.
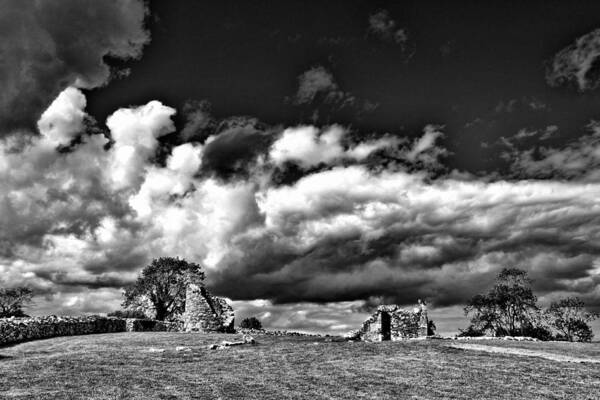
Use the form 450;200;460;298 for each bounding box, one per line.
0;333;598;399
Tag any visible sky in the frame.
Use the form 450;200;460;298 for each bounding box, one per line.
1;0;600;336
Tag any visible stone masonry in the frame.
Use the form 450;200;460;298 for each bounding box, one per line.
349;300;428;341
182;283;235;333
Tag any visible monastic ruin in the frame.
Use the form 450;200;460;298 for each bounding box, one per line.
182;283;235;333
348;300;429;341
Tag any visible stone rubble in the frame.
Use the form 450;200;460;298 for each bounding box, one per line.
208;334;256;350
236;328;322;337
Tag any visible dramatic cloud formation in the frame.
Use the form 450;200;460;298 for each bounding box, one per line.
2;86;599;336
0;0;149;132
546;28;600;91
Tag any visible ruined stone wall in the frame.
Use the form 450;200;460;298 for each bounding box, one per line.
0;316;126;346
124;318;182;332
0;316;187;347
349;303;428;342
0;284;236;345
182;284;234;333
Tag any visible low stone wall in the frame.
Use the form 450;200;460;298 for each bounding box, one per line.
0;316;126;346
0;316;186;346
124;318;182;332
237;328;323;337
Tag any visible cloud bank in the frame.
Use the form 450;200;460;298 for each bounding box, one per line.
1;86;599;335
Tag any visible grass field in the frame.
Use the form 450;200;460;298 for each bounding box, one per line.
0;333;598;399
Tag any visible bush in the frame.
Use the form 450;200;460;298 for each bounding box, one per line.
520;323;553;341
107;309;148;319
240;317;262;330
457;325;485;337
545;297;597;342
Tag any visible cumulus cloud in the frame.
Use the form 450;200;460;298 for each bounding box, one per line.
505;122;600;180
268;125;442;170
0;0;149;132
106;101;177;190
3;88;600;328
546;28;600;91
211;166;600;312
37;87;88;146
200;117;273;179
269;125;346;168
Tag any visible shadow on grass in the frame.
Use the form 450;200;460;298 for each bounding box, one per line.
0;354;13;360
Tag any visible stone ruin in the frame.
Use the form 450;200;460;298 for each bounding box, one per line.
348;300;429;341
131;282;235;333
182;283;235;333
0;284;235;347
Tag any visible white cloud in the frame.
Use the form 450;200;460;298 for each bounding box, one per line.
269;125;345;168
106;100;176;190
406;125;445;161
269;125;434;169
37;87;87;146
4;89;600;330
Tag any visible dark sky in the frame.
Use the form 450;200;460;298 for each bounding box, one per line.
87;0;600;173
2;0;600;335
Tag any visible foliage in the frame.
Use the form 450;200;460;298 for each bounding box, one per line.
240;316;263;330
427;320;436;336
122;257;204;321
520;322;554;341
457;325;485;337
107;309;148;319
0;287;33;318
545;297;598;342
463;268;541;337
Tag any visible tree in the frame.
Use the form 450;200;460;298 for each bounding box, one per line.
122;257;204;321
546;297;598;342
0;287;33;318
463;268;542;337
240;316;263;330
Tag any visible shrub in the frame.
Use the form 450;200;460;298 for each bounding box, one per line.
457;325;485;337
240;317;262;330
545;297;598;342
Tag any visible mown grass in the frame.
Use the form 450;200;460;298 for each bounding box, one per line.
0;333;598;399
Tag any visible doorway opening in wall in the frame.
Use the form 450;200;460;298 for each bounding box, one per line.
381;312;391;341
